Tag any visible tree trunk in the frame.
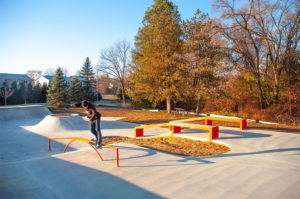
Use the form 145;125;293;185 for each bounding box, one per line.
273;73;280;105
195;96;201;115
287;70;292;115
166;95;171;113
254;73;265;109
273;85;279;105
121;84;126;105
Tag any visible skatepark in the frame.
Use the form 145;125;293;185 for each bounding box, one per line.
0;105;300;199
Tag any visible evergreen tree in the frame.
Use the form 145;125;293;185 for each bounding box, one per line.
47;67;68;107
68;78;83;103
19;80;26;104
40;84;48;103
0;90;3;105
80;57;95;101
130;0;183;113
7;80;18;104
32;83;42;103
26;82;33;103
182;10;225;114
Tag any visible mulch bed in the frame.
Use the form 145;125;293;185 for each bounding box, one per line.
103;136;230;157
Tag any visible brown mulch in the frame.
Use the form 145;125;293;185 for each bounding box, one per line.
102;136;230;157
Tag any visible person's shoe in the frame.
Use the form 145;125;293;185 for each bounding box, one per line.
90;138;96;142
96;144;102;149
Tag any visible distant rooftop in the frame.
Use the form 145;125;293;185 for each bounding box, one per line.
42;75;72;82
0;73;31;80
70;76;85;81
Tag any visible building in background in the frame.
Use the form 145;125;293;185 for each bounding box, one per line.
35;75;72;87
0;73;32;89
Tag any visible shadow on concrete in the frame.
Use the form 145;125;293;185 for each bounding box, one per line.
111;145;157;161
219;129;272;139
0;118;163;198
1;154;164;199
206;148;300;158
115;145;216;167
0;118;76;163
115;144;300;168
173;148;300;164
247;126;300;134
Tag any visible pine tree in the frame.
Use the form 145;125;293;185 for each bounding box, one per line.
19;80;26;104
80;57;95;101
47;67;68;107
130;0;183;113
26;82;33;103
32;83;42;103
7;80;18;104
40;84;48;103
68;78;83;103
182;10;224;114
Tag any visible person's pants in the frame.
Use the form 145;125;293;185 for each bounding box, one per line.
90;118;102;146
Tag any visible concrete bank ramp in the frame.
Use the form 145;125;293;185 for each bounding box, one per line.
0;105;51;122
25;113;89;133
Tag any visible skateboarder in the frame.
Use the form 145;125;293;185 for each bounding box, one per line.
81;100;102;149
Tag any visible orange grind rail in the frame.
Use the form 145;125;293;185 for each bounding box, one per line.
48;137;119;167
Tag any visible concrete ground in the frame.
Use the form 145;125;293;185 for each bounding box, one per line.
0;105;299;199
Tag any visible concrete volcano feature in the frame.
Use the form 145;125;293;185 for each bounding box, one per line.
0;104;51;122
24;113;90;135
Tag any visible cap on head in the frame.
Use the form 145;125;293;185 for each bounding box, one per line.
81;100;88;107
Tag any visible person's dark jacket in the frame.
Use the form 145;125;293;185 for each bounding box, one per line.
84;102;101;121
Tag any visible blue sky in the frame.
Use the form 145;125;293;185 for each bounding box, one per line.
0;0;216;75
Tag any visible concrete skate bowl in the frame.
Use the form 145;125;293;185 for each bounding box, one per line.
0;105;51;123
24;113;89;134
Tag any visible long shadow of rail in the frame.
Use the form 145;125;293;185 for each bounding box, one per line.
247;126;300;133
172;147;300;165
219;129;272;139
114;144;300;167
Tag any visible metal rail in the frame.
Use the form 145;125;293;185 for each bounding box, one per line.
48;137;119;167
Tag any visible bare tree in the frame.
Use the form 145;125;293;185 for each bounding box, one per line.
60;67;70;77
26;70;42;80
44;67;69;77
214;0;300;107
44;68;56;76
182;10;226;114
248;0;300;104
97;40;131;105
